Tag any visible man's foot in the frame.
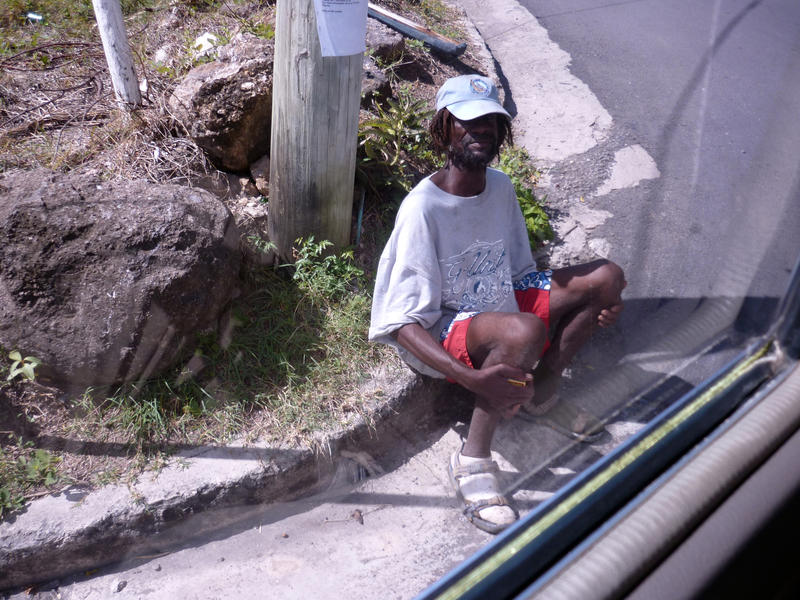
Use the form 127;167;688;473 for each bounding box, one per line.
449;450;518;534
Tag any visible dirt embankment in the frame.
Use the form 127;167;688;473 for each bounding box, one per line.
0;0;497;516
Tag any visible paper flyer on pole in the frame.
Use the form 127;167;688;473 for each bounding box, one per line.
313;0;368;57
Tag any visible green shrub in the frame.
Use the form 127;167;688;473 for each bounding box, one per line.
498;146;554;248
358;87;436;193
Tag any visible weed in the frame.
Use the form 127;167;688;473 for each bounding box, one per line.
0;436;61;518
218;0;274;40
243;20;274;40
358;87;436;193
498;146;554;248
406;38;426;52
247;235;276;255
22;449;60;486
288;237;365;304
93;467;122;487
6;350;41;382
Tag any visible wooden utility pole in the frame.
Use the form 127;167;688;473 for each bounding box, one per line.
268;0;363;260
92;0;141;107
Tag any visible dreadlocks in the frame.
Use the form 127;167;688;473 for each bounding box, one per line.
428;108;514;159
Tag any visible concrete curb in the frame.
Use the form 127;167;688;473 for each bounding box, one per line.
1;365;470;590
0;7;496;591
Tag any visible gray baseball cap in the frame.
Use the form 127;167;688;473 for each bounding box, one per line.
435;75;511;121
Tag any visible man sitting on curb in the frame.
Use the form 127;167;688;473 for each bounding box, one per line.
368;75;626;534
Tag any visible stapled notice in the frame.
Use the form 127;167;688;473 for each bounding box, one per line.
313;0;368;57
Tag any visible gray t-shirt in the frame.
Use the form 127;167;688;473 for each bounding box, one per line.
369;168;538;377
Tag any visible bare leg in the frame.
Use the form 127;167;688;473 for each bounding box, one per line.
534;259;627;407
461;311;546;457
450;311;547;531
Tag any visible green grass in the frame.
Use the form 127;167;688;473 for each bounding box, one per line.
0;0;155;57
69;238;387;451
416;0;462;40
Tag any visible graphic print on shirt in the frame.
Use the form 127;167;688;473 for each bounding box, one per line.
441;240;511;311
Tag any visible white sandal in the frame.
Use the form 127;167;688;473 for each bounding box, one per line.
448;450;518;534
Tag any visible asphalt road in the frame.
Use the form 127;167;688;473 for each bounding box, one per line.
521;0;800;318
11;1;800;599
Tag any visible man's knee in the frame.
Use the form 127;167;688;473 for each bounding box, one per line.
586;259;626;304
467;312;547;369
503;312;547;352
598;259;626;296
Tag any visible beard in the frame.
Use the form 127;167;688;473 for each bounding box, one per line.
447;136;500;170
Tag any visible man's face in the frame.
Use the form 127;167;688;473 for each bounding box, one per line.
447;113;502;170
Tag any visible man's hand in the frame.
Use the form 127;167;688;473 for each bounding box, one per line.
597;277;626;328
597;302;624;327
462;364;534;419
393;322;533;418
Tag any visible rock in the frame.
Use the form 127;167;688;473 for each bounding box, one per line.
0;169;241;389
250;154;270;196
361;55;391;108
169;25;403;170
153;46;169;65
169;33;274;172
191;32;219;61
362;19;402;107
111;579;127;593
365;18;404;62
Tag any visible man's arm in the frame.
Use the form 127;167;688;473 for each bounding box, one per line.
393;322;534;417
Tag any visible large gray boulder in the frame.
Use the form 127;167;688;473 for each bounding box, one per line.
169;33;274;173
0;170;241;389
170;26;403;172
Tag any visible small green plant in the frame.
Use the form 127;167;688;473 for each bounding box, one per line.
0;486;25;517
405;38;427;52
358;88;436;193
188;28;231;67
360;91;433;168
242;19;274;40
288;237;365;304
247;235;277;255
21;449;60;486
0;437;61;518
498;146;554;248
6;351;41;382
